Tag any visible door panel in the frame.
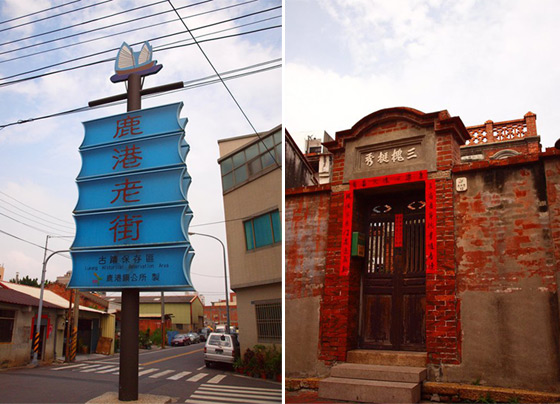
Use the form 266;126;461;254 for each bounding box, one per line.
361;192;426;351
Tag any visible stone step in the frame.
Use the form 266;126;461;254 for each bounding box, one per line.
331;363;427;383
319;376;421;404
347;349;427;367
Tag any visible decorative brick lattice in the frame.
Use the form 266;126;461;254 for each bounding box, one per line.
466;117;531;145
465;129;487;145
493;121;527;141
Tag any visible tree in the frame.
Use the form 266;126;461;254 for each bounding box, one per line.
8;275;51;287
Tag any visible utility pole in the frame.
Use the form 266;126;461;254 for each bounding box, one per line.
87;44;184;401
118;72;142;402
161;291;165;349
70;291;80;361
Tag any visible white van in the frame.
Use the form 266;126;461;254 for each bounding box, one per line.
204;332;240;367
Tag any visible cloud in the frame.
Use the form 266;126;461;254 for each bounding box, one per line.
286;0;560;149
0;0;280;301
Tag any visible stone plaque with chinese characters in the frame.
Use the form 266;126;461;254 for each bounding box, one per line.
343;125;436;182
69;103;194;291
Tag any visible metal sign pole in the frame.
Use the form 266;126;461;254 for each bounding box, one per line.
118;73;141;402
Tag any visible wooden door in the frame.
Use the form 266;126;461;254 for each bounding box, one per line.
360;192;426;351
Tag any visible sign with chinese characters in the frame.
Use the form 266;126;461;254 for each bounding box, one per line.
69;102;194;291
364;147;418;166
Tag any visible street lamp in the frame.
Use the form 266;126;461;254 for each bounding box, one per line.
31;247;70;366
188;231;231;334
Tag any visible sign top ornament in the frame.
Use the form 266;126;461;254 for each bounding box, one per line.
110;41;163;83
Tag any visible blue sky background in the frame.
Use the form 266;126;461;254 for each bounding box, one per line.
285;0;560;151
0;0;281;302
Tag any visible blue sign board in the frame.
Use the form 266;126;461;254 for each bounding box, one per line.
69;102;195;291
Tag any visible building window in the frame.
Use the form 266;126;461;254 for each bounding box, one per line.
255;300;281;342
0;309;15;343
220;129;282;192
244;210;281;250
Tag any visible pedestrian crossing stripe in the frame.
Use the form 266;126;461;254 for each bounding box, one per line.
51;363;87;371
50;364;243;385
196;390;281;400
97;366;120;373
200;385;281;394
187;394;280;404
168;371;192;380
81;365;115;372
186;372;208;382
207;374;226;384
138;368;159;376
149;370;174;378
185;384;282;404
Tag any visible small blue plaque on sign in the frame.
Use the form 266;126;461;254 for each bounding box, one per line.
70;102;194;291
69;245;194;291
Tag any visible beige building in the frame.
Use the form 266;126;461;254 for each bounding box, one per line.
0;280;115;367
218;124;282;353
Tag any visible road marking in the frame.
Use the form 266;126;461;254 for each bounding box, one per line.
138;368;159;376
97;366;120;373
140;348;203;366
207;374;226;384
188;394;280;404
76;364;106;371
149;370;174;378
197;390;280;400
167;371;192;380
51;364;87;371
196;366;205;371
186;373;208;382
81;365;115;373
185;401;234;404
201;385;281;394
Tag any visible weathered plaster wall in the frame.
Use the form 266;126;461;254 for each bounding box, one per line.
445;162;560;391
286;187;331;377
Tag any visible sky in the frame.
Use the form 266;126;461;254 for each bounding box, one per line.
285;0;560;152
0;0;281;303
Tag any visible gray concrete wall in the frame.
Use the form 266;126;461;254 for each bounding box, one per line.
437;280;560;391
286;296;330;378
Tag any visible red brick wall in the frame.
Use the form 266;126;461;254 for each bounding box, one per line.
285;186;331;300
319;190;347;363
454;163;557;293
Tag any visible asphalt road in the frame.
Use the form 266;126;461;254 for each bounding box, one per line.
0;343;282;403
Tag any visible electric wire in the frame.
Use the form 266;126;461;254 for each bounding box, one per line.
0;228;72;259
0;0;113;34
0;0;168;47
0;0;260;65
0;10;280;81
0;25;280;88
0;0;82;26
166;0;280;167
0;191;74;225
0;0;211;51
0;198;75;231
0;211;72;237
0;58;281;129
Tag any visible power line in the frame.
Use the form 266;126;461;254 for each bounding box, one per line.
0;191;74;225
0;9;280;81
0;24;280;88
0;211;73;237
0;0;112;33
166;0;280;167
0;199;75;231
0;0;167;47
0;58;280;129
0;0;259;65
0;0;211;52
0;228;72;259
0;0;82;26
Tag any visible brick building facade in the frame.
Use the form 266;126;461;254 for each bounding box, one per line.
286;107;560;397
